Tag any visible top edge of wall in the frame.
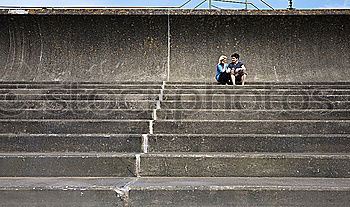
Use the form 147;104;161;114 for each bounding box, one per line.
0;9;350;16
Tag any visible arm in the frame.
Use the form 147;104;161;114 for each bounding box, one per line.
236;65;246;72
217;64;226;73
217;64;230;73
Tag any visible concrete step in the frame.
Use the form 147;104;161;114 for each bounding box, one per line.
163;88;350;95
0;81;163;85
0;100;157;110
0;93;159;100
165;84;350;89
0;89;161;94
0;109;153;120
166;82;350;85
0;84;162;89
1;177;350;207
139;153;350;177
0;153;137;177
0;177;131;207
0;134;143;153
0;120;150;134
153;120;350;134
152;120;350;134
128;177;350;207
163;94;350;102
147;134;350;153
160;100;350;109
156;109;350;120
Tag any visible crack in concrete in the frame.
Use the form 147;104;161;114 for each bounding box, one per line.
114;178;139;207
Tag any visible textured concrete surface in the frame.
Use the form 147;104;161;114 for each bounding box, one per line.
0;100;157;111
140;153;350;177
170;15;350;82
153;120;350;134
156;109;350;120
0;120;150;134
129;177;350;207
1;9;350;15
0;13;349;82
147;134;350;153
0;134;143;153
0;177;131;207
2;177;350;207
163;94;349;102
0;109;153;120
160;100;350;109
0;153;136;177
0;15;168;82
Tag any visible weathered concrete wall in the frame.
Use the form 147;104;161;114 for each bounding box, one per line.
0;11;349;82
0;15;168;82
170;15;350;82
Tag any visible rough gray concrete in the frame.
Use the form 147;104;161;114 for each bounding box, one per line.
0;15;168;82
153;120;350;134
140;153;350;177
2;177;350;207
156;109;350;120
0;100;157;111
148;134;350;153
0;109;153;120
1;190;123;207
129;177;350;207
0;13;349;82
0;120;150;134
170;15;350;82
0;177;132;207
0;134;143;153
160;100;350;109
0;153;136;177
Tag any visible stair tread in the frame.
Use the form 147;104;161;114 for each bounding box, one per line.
1;177;349;190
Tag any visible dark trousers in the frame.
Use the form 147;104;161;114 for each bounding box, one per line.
217;73;232;85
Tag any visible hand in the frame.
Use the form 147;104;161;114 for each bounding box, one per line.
226;69;231;73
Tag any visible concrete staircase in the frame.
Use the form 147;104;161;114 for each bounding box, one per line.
0;81;350;206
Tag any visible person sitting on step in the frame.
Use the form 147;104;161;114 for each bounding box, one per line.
228;53;247;85
215;55;232;85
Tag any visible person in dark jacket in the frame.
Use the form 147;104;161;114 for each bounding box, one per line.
228;53;247;85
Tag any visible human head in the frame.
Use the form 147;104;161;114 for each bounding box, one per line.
218;55;227;64
231;53;240;63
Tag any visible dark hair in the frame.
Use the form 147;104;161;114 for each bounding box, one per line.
231;53;240;59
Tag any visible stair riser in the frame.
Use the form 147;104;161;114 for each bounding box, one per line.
0;85;161;89
148;135;350;153
161;101;350;109
129;190;350;207
0;89;161;94
164;95;349;102
166;85;350;89
153;121;350;134
0;121;150;134
0;110;153;120
0;156;136;177
0;101;157;110
0;190;121;207
140;156;350;177
0;94;159;101
156;110;350;120
0;135;142;153
164;90;350;95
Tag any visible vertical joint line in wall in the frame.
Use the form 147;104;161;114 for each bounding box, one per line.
157;81;165;109
153;109;157;120
149;120;154;134
167;14;171;82
142;134;149;153
135;154;141;177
